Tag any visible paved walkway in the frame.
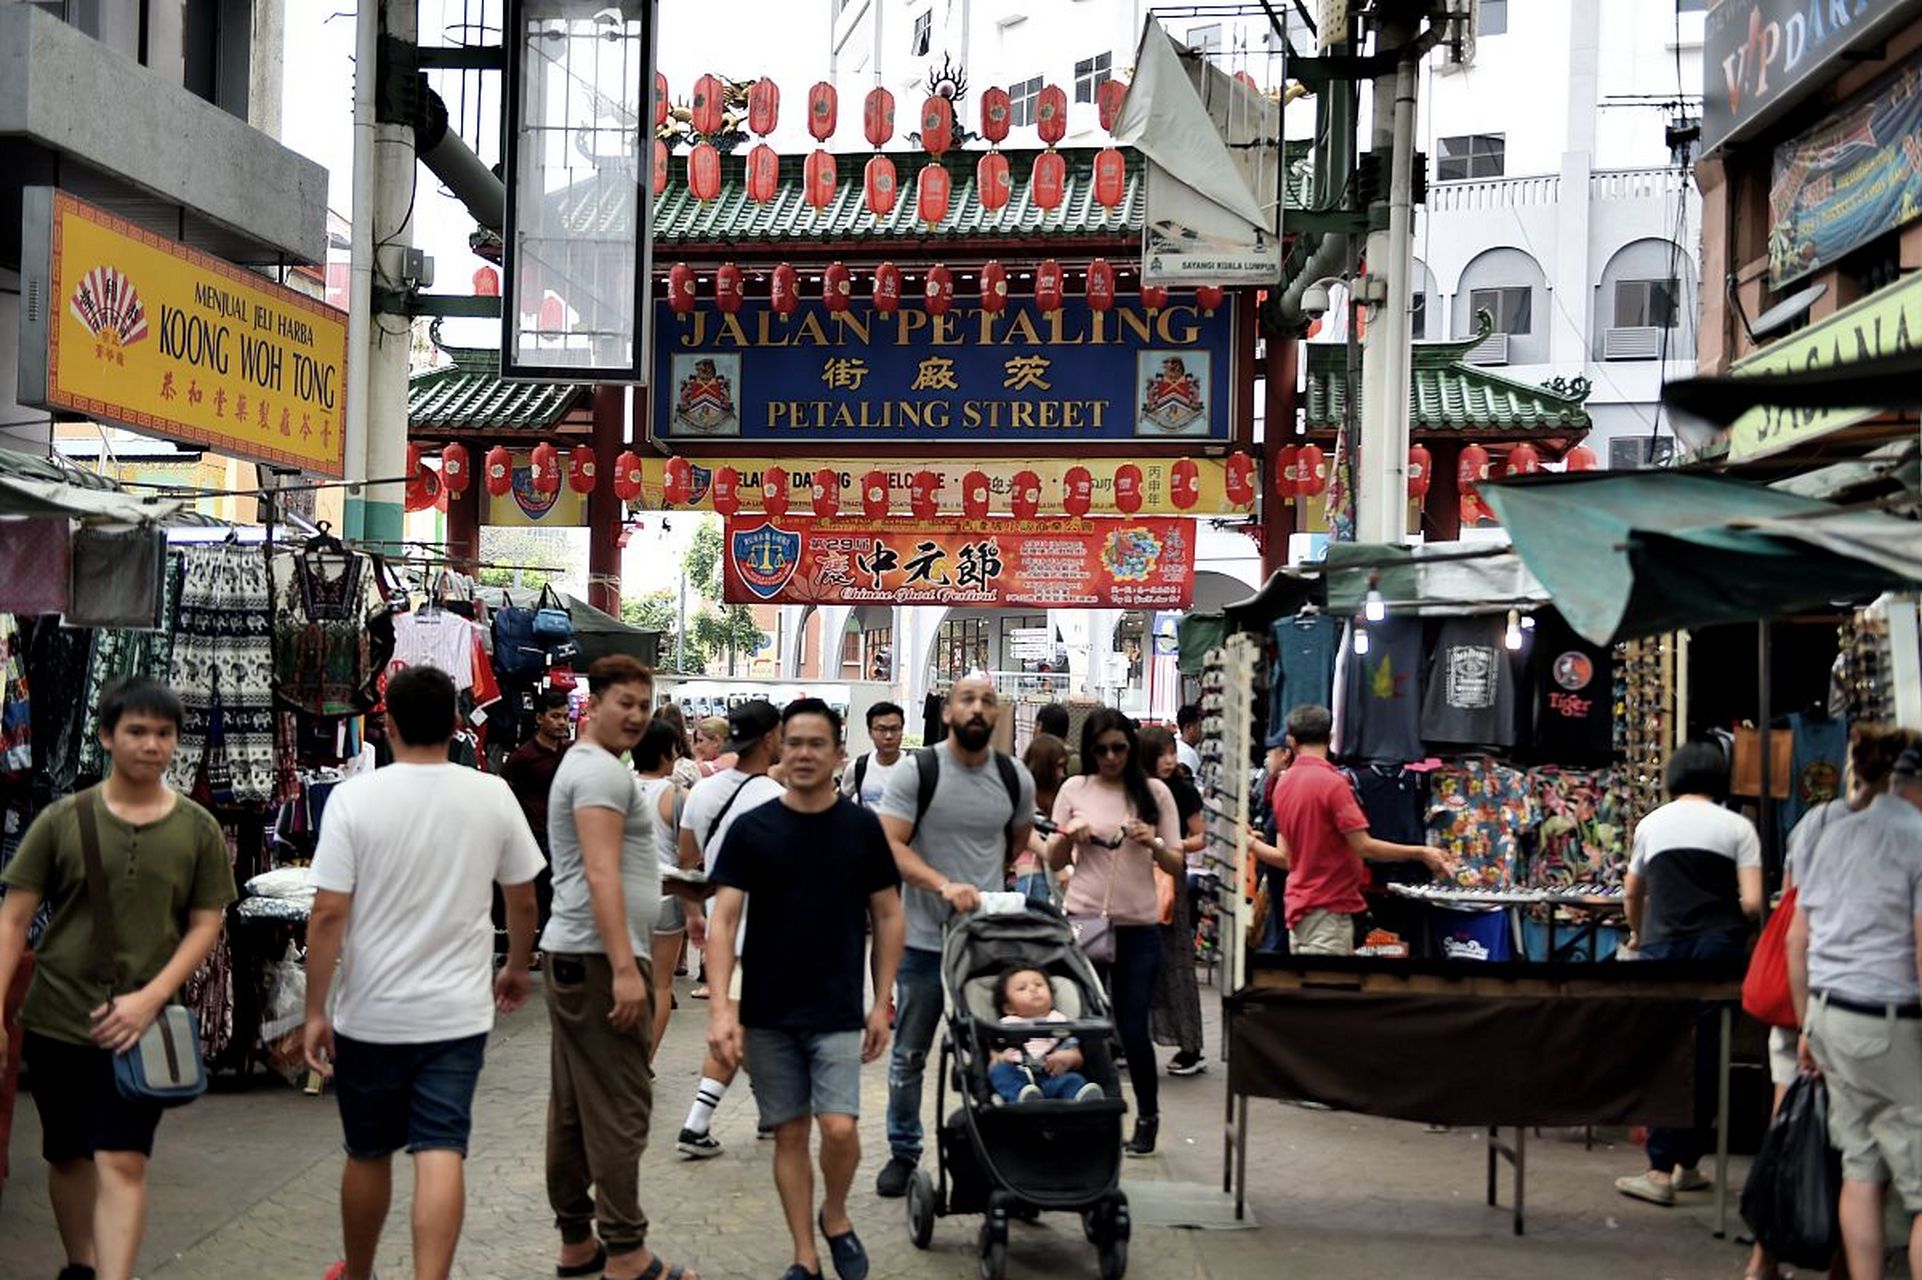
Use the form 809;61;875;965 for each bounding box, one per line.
3;970;1760;1279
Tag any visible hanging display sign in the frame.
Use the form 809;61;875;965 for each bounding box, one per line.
484;452;589;528
1728;268;1922;460
652;293;1235;445
1768;49;1922;288
721;516;1197;609
1702;0;1916;154
17;188;348;477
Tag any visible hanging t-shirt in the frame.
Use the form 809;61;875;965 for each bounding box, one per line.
1337;616;1424;763
1270;612;1342;730
1348;762;1431;889
390;611;478;692
1527;611;1615;765
1421;617;1518;748
1781;711;1848;837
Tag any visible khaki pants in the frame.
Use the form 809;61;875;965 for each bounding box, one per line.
1806;995;1922;1209
545;953;655;1254
1289;909;1356;957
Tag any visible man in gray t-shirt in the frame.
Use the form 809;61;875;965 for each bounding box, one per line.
872;675;1034;1195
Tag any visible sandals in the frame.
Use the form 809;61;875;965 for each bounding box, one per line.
556;1241;606;1277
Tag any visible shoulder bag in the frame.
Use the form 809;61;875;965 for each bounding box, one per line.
76;790;208;1106
1742;801;1842;1029
1064;781;1120;964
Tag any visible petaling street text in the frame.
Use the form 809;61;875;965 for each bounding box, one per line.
766;398;1110;431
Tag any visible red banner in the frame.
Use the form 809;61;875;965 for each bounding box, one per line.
722;517;1196;609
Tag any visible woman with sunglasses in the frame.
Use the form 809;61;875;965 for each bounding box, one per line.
1048;710;1184;1156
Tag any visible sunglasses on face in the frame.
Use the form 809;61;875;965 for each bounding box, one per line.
1093;742;1130;757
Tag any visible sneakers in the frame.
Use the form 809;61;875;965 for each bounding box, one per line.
1074;1081;1106;1102
1167;1051;1206;1076
1017;1083;1043;1103
1614;1172;1675;1206
875;1154;917;1198
323;1265;373;1280
1671;1166;1713;1193
676;1128;724;1159
1124;1116;1159;1157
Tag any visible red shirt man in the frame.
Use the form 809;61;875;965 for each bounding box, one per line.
1269;705;1452;956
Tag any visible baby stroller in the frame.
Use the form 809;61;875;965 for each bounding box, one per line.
904;897;1131;1279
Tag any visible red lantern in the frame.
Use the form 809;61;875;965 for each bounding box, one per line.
715;263;744;315
651;139;669;196
1407;444;1432;499
539;292;566;333
711;466;740;517
613;450;645;502
916;164;951;225
910;469;940;520
864;154;899;216
1011;470;1042;519
823;261;853;313
1092;147;1126;209
761;466;789;517
920;95;954;155
484;445;512;496
863;86;895;147
860;469;890;518
1564;444;1599;472
1225;453;1257;506
771;262;800;316
804;149;837;208
1062;465;1094;518
1196;284;1227;312
977;151;1012;211
811;468;841;518
1458;443;1490;494
406;441;422;479
873;261;902;316
1170;457;1200;510
1140;283;1169;309
745;143;779;203
1297;444;1329;497
530;441;560;496
1275;445;1301;499
980;87;1012;143
405;459;437;513
748;77;780;135
472;266;499;298
1113;463;1143;514
1086;258;1116;311
1097;79;1129;132
1035;259;1064;313
979;260;1009;313
440;442;471;493
1035;85;1068;144
925;263;953;316
568;445;597;495
1031;149;1066;210
687;143;721;201
663;455;693;506
692;74;726;135
654;72;669;128
1505;442;1542;477
807;81;838;141
961;469;992;519
667;262;696;315
1235;69;1260;93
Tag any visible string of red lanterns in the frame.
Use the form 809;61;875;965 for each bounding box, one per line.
658;261;1228;314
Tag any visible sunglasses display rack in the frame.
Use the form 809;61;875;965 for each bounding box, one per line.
1617;634;1676;838
1836;607;1898;727
1196;633;1259;992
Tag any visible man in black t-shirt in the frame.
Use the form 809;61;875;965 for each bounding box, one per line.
706;699;905;1280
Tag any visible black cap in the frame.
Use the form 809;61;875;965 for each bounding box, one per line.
723;699;782;754
1895;746;1922;780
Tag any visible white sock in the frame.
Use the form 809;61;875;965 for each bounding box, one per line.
684;1076;728;1134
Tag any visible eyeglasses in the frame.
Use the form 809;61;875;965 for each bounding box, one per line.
1092;742;1131;757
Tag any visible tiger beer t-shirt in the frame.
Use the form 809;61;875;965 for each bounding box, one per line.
1529;612;1614;765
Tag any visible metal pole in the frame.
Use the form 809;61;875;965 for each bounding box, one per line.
343;0;379;538
1355;22;1419;545
1714;1004;1732;1238
1758;621;1775;885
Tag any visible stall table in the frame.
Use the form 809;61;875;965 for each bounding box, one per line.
1387;883;1627;962
1224;956;1742;1236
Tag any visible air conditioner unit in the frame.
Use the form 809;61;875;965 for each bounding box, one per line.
1465;332;1509;365
1603;326;1664;360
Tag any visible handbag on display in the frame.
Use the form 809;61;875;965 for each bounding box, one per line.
547;664;578;693
76;790;208;1107
532;584;574;641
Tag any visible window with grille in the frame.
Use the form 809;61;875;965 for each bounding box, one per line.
1436;134;1505;180
911;10;931;56
1469;286;1533;334
1616;279;1679;329
1009;75;1044;127
1075;52;1113;103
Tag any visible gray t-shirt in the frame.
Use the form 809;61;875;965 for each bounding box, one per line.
878;741;1036;952
1798;793;1922;1005
542;742;661;957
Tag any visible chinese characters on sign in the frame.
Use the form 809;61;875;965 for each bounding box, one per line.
722;517;1197;609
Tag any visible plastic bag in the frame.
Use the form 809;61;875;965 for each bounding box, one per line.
1739;1073;1841;1270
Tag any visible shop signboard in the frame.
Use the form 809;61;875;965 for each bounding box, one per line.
1007;627;1056;660
484;452;589;527
629;454;1255;516
17;188;348;477
721;516;1197;609
1769;49;1922;287
1727;267;1922;460
1702;0;1918;154
652;293;1235;446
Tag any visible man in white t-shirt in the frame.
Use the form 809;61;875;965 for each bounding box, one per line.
303;666;545;1280
673;699;784;1159
840;701;907;810
1175;704;1203;777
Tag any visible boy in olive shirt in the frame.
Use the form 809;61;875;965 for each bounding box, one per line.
0;678;236;1280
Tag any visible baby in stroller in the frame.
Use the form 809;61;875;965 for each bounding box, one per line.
990;966;1106;1104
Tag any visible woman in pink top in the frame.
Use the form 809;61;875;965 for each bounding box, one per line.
1047;709;1183;1156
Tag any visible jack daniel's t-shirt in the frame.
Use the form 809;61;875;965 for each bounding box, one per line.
1421;617;1519;748
1529;611;1614;765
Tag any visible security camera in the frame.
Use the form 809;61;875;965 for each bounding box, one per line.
1302;283;1332;317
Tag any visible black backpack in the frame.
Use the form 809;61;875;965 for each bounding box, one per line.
907;746;1025;859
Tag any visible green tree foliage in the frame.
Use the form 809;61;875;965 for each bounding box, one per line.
625;518;763;674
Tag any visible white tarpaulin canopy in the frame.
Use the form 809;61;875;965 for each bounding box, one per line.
1738;509;1922;583
0;475;181;523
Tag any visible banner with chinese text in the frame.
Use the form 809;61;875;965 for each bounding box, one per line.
653;293;1235;446
19;189;349;476
722;517;1197;609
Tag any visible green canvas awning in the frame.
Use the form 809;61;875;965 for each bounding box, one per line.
1480;472;1922;645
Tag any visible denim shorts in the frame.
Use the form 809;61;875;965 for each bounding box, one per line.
333;1032;488;1159
743;1027;863;1129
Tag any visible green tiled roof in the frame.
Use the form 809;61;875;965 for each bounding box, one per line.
1304;335;1593;433
408;340;588;432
